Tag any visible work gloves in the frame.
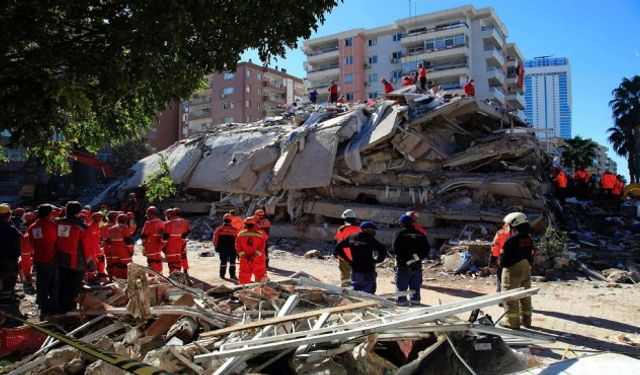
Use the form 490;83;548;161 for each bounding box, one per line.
405;254;420;266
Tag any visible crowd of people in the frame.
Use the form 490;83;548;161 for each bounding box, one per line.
551;166;625;203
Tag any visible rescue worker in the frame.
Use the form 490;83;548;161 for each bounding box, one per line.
405;211;426;236
600;170;616;198
499;212;535;329
553;167;568;204
213;213;239;279
102;211;119;277
28;204;59;317
0;204;21;303
122;192;143;231
173;208;191;273
612;175;624;199
20;212;37;294
84;211;102;282
55;201;95;313
90;212;108;280
162;209;189;274
106;214;134;279
334;221;387;294
11;207;25;230
392;215;429;305
235;217;267;284
141;206;165;274
490;221;511;292
574;166;590;200
229;210;244;231
255;209;271;267
334;209;361;287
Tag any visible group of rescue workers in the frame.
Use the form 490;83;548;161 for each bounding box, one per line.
552;166;625;203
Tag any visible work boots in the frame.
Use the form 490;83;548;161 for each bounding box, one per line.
521;316;532;328
219;264;227;279
229;264;237;280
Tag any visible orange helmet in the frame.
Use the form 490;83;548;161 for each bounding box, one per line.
223;213;232;221
92;212;103;223
146;206;158;216
255;209;265;216
126;211;134;220
107;211;119;222
117;214;128;224
165;208;175;218
244;217;257;225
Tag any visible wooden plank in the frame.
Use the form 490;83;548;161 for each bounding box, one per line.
201;300;378;338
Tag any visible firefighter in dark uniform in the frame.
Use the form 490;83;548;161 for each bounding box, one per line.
392;214;429;305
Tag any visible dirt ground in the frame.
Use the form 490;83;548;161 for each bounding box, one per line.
132;240;640;362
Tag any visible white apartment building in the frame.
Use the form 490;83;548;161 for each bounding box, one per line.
302;5;525;113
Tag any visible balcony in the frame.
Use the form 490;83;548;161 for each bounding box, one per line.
507;92;525;110
427;61;469;80
486;67;506;85
306;45;340;63
401;43;469;64
307;64;340;81
263;80;286;93
401;22;468;46
481;25;506;47
484;45;506;66
188;110;211;121
188;95;211;107
308;80;340;90
490;86;506;103
506;72;524;94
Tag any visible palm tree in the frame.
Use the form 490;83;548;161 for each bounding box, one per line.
560;136;597;171
608;76;640;183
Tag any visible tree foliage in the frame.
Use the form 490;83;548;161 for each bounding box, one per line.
607;76;640;182
143;156;177;204
560;136;597;170
0;0;340;173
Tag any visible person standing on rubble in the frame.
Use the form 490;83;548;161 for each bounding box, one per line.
255;209;271;268
600;170;616;199
214;213;239;279
464;78;475;96
172;208;191;274
102;211;118;278
553;167;568;204
334;221;387;294
308;89;318;104
328;80;338;104
392;215;429;306
499;212;535;329
402;76;414;87
162;209;190;275
106;214;134;279
55;201;95;313
83;212;102;283
0;204;22;304
417;63;427;90
381;78;394;94
20;212;37;294
235;217;267;284
612;175;624;199
141;206;165;274
229;210;244;232
28;204;59;317
490;221;511;292
574;166;590;200
334;209;361;288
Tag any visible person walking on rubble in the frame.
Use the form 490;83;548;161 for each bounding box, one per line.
553;167;568;204
308;89;318;104
334;221;387;294
254;209;272;268
499;212;535;329
84;212;103;282
328;80;338;104
20;212;37;294
141;206;165;274
600;170;616;199
464;78;475;97
235;217;267;284
392;215;429;306
106;214;134;279
0;204;22;305
334;209;361;287
28;204;59;317
417;63;427;90
381;78;394;94
172;208;191;274
490;220;511;292
612;174;624;199
214;214;239;279
574;165;590;200
102;211;118;278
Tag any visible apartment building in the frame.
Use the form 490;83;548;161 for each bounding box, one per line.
524;57;572;140
593;143;618;175
302;5;525;113
179;62;305;138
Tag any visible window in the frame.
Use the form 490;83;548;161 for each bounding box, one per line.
246;115;251;122
245;100;251;108
392;33;402;42
344;38;352;46
368;38;377;46
222;116;234;123
246;85;251;93
222;102;234;109
344;56;353;65
223;72;234;80
246;70;251;78
391;51;403;60
346;92;354;101
368;56;377;64
257;88;262;95
368;73;378;83
345;74;354;83
257;73;262;80
368;92;379;99
257;103;262;110
392;70;402;79
222;87;234;95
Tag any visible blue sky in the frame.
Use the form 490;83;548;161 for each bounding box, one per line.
242;0;640;177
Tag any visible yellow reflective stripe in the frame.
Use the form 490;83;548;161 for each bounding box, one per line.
238;231;264;238
506;313;520;318
521;311;532;316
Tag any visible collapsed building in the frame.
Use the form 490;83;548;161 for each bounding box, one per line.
121;89;556;245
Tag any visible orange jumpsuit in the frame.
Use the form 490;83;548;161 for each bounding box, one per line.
20;232;34;282
612;178;624;196
141;218;165;274
101;221;115;276
107;224;133;279
230;215;244;231
235;229;267;284
163;218;189;274
84;221;102;280
178;217;191;271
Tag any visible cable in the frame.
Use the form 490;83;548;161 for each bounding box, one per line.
446;334;478;375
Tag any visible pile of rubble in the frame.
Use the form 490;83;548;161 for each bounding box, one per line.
3;263;554;375
118;89;555;247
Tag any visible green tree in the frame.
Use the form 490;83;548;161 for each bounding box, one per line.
143;156;177;204
0;0;339;173
560;136;597;171
608;76;640;183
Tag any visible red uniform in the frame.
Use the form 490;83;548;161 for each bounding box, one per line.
235;229;267;284
612;178;624;196
106;224;133;279
163;218;189;274
230;215;244;231
555;170;568;188
83;221;102;280
178;217;191;271
20;232;34;282
141;218;165;274
55;217;92;313
28;219;58;315
213;223;239;278
335;224;361;261
101;220;116;276
491;227;511;257
575;170;590;184
383;81;394;94
464;82;475;96
28;219;57;264
601;172;616;189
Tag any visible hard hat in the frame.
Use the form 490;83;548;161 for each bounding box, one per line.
503;212;528;227
244;217;257;225
92;212;103;222
223;213;232;221
14;207;25;216
359;221;379;231
255;209;265;216
128;192;136;198
341;209;357;220
399;214;413;225
173;208;182;217
126;211;134;220
24;212;37;223
146;206;158;216
107;211;119;222
0;204;12;215
406;210;419;219
117;214;128;224
79;210;88;218
84;205;92;211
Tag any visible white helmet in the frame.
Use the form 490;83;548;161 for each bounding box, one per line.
503;212;528;227
341;209;358;220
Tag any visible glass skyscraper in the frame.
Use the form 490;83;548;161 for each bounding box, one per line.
523;57;572;140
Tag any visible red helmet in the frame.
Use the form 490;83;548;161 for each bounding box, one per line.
79;209;89;218
173;208;182;217
14;207;25;217
223;213;232;221
165;208;175;218
244;217;257;225
107;211;119;222
92;212;103;222
117;214;128;224
406;211;419;219
255;209;265;216
146;206;158;216
24;212;36;224
126;211;134;220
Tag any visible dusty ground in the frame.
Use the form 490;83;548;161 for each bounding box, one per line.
133;240;640;361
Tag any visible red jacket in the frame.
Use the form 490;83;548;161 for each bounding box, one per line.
383;82;394;94
335;224;361;261
28;219;58;264
235;229;266;257
55;217;91;270
213;224;239;253
141;218;165;255
612;179;624;195
555;171;568;188
107;224;133;254
84;221;102;262
163;218;189;252
601;173;616;189
491;227;511;257
418;67;427;78
575;170;590;183
464;82;475;96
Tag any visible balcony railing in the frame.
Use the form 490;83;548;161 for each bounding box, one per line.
490;86;506;99
487;67;506;81
484;45;506;60
442;82;462;90
188;111;211;121
307;46;339;56
481;25;506;42
308;80;340;90
307;63;340;73
405;43;468;57
429;61;468;72
403;22;468;38
189;95;211;105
